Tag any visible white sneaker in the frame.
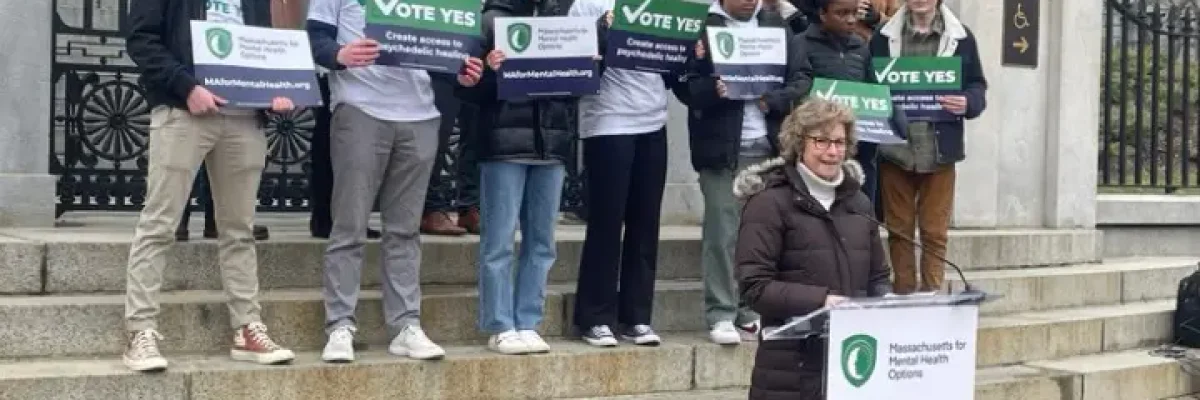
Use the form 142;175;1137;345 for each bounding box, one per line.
389;325;446;360
322;325;356;363
488;330;529;355
123;329;169;372
709;321;742;345
518;330;551;353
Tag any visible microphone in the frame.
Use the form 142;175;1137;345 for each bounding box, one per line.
850;209;986;301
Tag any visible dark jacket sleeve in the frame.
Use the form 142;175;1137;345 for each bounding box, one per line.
867;224;892;296
675;23;723;109
959;29;988;120
127;0;198;101
306;19;345;71
455;9;505;104
760;31;813;116
736;190;831;319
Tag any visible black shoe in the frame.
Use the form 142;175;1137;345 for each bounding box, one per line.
203;225;269;240
175;228;189;242
620;325;662;346
367;228;381;239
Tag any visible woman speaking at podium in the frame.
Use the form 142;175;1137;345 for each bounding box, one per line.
732;98;892;400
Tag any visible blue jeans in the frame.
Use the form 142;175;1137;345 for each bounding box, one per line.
477;161;566;333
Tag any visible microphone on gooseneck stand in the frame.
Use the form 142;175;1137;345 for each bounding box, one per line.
850;210;988;304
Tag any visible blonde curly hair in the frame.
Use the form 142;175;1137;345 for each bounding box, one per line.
778;97;858;162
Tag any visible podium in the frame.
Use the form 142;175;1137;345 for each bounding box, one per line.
761;291;994;400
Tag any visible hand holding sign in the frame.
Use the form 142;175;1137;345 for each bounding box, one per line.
486;49;507;70
458;57;485;87
937;95;967;115
187;86;227;115
271;97;295;113
695;40;706;59
715;79;727;98
338;39;380;67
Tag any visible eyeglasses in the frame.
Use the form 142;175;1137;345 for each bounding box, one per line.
808;136;848;150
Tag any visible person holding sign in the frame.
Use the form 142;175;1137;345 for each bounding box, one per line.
794;0;910;214
675;0;806;345
456;0;586;355
732;98;892;400
122;0;298;372
306;0;486;363
869;0;987;294
568;0;688;348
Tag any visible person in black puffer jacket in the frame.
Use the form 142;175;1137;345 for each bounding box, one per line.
456;0;583;355
794;0;909;216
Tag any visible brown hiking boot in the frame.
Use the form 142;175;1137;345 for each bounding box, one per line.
458;207;481;234
421;212;467;236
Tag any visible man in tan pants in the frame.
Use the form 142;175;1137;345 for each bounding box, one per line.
122;0;296;372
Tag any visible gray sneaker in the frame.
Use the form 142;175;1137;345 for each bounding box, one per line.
621;325;662;346
123;329;168;372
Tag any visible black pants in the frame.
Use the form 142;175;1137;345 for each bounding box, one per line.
308;75;335;235
573;129;668;329
424;78;479;213
179;164;215;233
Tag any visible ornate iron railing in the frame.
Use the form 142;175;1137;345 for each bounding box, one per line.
1101;0;1200;190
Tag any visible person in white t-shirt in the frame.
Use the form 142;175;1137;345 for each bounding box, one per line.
306;0;485;362
568;0;688;348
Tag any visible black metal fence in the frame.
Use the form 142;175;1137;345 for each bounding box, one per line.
1101;0;1200;190
49;0;585;216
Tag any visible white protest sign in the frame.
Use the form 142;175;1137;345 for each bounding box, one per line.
706;26;787;99
190;21;321;108
493;16;600;99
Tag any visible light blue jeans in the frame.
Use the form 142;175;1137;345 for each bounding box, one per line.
477;161;566;333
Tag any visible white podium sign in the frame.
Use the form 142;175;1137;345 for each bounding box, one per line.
826;305;978;399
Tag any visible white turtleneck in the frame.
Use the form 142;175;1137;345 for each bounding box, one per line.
796;162;843;210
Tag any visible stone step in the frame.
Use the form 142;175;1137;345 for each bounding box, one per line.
955;257;1195;315
0;337;1187;400
563;389;745;399
0;281;704;359
1027;348;1200;400
0;226;1100;294
0;279;1177;362
978;300;1173;366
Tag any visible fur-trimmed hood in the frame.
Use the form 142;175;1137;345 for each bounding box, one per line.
733;157;865;200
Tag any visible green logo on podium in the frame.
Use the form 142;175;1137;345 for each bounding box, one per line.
840;334;878;388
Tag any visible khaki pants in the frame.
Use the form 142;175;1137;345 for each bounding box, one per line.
880;161;955;294
125;106;267;331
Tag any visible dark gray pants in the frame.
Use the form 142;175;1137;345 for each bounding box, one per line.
322;104;440;336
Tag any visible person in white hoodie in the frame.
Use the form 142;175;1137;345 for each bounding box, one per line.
676;0;809;345
569;0;688;347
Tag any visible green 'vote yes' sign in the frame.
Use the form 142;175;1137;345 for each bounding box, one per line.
365;0;481;37
871;56;962;91
810;78;893;118
611;0;709;40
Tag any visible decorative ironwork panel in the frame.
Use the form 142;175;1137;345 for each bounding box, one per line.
1100;0;1200;190
51;0;583;215
51;0;314;214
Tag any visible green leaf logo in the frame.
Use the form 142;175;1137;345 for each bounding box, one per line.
716;31;735;59
205;27;234;59
841;334;878;388
508;22;533;53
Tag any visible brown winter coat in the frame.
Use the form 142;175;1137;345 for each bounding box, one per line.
733;158;892;400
